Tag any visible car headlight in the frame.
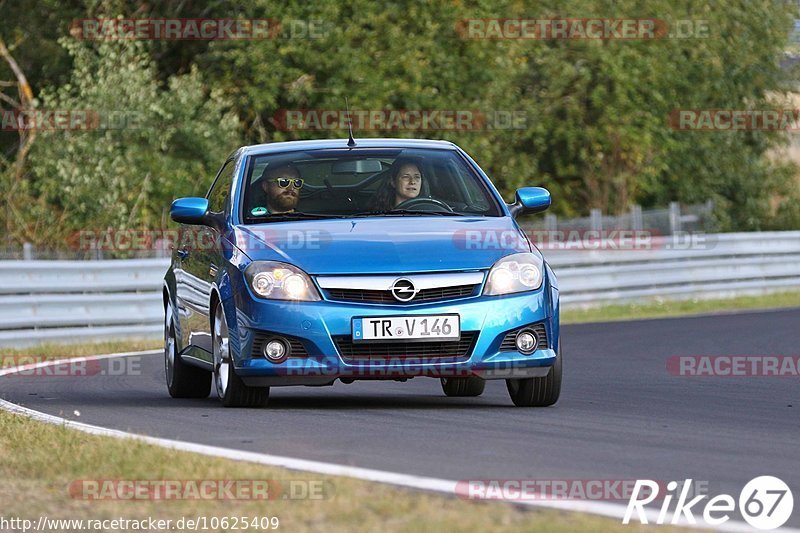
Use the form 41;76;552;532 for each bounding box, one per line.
483;253;544;296
244;261;320;301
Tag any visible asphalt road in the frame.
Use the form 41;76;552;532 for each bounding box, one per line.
3;309;799;525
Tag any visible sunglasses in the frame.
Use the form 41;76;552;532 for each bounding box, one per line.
271;177;304;189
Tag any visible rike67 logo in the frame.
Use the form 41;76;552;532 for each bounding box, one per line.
624;476;794;529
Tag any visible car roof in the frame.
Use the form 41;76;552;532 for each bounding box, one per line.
240;138;459;157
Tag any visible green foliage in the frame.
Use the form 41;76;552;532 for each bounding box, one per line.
22;38;240;244
1;0;799;245
201;0;800;227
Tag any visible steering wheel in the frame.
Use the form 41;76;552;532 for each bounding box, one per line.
394;197;454;213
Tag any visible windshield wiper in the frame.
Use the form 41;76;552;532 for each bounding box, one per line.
373;209;466;217
251;212;348;222
252;210;467;221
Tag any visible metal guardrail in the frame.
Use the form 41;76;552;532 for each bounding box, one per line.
544;232;800;305
0;232;798;347
0;259;168;347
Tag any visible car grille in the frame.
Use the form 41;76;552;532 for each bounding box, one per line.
325;284;477;304
251;332;308;359
334;331;478;363
499;323;549;352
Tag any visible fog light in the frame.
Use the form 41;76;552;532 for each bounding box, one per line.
264;339;289;362
515;330;537;355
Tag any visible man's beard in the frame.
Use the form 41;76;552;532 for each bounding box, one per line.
271;191;298;211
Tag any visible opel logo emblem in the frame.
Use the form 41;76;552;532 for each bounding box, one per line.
391;278;418;302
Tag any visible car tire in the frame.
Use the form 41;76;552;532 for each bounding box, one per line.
165;302;211;399
212;301;270;408
440;376;485;397
506;349;562;407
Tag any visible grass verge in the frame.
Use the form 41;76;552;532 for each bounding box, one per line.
0;409;660;532
561;290;800;324
0;339;162;360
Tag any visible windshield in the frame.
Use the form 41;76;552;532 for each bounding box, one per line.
240;148;502;223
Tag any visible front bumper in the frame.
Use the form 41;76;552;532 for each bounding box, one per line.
229;285;558;386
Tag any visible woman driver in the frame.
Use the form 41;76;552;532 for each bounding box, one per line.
371;158;423;211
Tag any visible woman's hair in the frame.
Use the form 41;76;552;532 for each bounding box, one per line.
370;157;423;211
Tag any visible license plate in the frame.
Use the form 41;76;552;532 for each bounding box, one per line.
352;314;460;342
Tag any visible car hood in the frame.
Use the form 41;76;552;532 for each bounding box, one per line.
231;217;534;274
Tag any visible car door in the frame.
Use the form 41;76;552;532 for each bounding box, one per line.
176;157;236;364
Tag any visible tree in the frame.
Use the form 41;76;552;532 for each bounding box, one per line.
18;37;240;248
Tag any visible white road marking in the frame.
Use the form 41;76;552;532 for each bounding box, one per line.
0;351;794;532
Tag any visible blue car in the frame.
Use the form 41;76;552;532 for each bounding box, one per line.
163;139;561;407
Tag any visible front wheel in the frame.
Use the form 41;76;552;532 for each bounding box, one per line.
440;377;485;397
213;302;270;408
164;302;211;399
506;350;562;407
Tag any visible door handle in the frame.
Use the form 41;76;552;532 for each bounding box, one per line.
176;248;189;259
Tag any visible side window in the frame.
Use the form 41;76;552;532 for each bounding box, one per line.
207;159;235;214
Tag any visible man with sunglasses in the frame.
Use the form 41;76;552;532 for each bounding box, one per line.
259;163;304;214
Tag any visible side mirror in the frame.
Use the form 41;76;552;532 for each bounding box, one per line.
508;187;551;218
170;197;210;225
